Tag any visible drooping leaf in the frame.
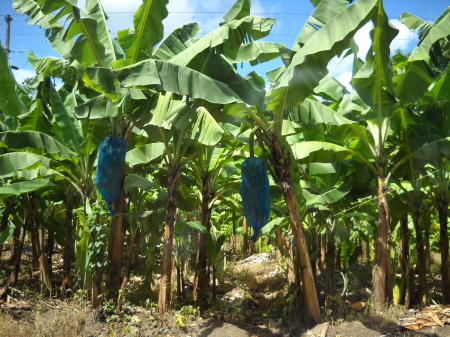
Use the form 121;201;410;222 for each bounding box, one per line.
305;183;352;207
335;225;351;240
292;0;350;51
84;0;116;67
352;1;399;123
0;152;58;178
0;43;27;128
0;131;78;157
291;141;353;163
270;0;378;109
152;23;201;61
48;81;84;149
0;179;50;198
261;217;286;234
408;10;450;63
124;174;154;192
222;0;251;23
392;60;434;104
0;225;15;245
13;0;115;66
313;74;348;102
73;95;119;119
430;66;450;100
121;211;154;218
126;143;166;165
113;60;243;105
185;221;207;233
168;15;276;67
289;98;355;126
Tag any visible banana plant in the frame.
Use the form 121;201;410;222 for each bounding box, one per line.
217;0;394;322
80;0;283;314
302;2;450;307
187;145;240;308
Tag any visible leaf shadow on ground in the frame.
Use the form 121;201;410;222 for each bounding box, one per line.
198;317;281;337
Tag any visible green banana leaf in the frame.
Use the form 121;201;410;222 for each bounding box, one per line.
116;0;168;65
0;179;50;198
13;0;115;67
0;43;27;128
0;131;77;157
270;0;378;110
112;60;243;105
126;143;166;165
153;23;201;61
0;225;15;245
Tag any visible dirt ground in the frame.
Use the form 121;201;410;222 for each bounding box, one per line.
2;249;450;337
3;300;450;337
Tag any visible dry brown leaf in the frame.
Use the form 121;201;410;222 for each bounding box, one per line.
414;319;432;325
423;322;439;327
404;324;423;330
349;301;366;311
430;313;444;327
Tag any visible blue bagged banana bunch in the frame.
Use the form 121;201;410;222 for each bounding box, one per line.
95;135;127;216
240;157;270;242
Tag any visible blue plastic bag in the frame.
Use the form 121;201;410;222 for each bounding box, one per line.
240;157;271;242
95;135;127;215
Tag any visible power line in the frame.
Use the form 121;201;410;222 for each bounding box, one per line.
2;12;439;21
1;31;419;41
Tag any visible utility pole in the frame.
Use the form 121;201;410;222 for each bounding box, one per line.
5;15;12;55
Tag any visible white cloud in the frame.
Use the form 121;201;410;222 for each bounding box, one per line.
12;68;36;84
83;0;278;38
336;71;353;92
389;19;418;52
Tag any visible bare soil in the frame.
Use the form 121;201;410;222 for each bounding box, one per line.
2;249;450;337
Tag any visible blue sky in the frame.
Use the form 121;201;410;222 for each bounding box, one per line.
1;0;448;88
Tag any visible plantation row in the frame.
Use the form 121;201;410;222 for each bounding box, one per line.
0;0;449;324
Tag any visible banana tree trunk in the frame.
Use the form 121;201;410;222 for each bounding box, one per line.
272;142;321;324
193;187;212;309
413;203;427;307
232;213;237;248
27;193;51;293
320;233;326;271
0;197;14;255
398;213;409;306
311;231;318;284
158;171;181;315
47;230;54;278
372;176;393;307
106;174;126;301
276;226;284;260
242;217;249;254
325;222;335;311
425;230;430;274
9;222;21;265
10;223;26;285
28;194;40;272
366;236;371;262
62;193;74;292
287;236;296;286
438;201;450;304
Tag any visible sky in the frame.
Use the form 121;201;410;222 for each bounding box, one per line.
0;0;448;90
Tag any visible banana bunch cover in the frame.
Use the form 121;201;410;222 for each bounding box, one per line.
240;157;270;242
95;135;127;216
